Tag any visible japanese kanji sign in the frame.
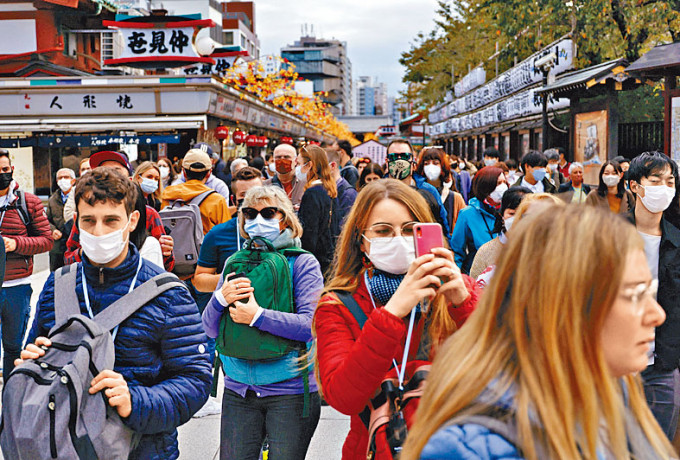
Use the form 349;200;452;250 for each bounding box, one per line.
103;19;215;68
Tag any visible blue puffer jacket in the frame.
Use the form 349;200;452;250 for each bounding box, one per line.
450;197;499;274
420;422;522;459
27;244;212;460
413;173;451;237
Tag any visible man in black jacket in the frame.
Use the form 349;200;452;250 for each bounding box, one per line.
627;151;680;439
557;162;590;204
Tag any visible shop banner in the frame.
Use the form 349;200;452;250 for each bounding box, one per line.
454;67;486;98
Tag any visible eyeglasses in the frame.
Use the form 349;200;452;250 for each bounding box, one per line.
363;221;418;239
387;152;412;162
241;207;281;220
619;279;658;315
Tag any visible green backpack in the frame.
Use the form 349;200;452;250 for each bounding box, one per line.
215;237;309;361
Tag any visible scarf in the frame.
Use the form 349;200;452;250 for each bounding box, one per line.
367;268;405;306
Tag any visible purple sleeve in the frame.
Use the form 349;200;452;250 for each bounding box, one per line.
201;276;226;338
252;253;323;342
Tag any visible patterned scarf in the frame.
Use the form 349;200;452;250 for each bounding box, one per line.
367;269;405;306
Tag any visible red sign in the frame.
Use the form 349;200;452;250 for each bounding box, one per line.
44;0;78;7
281;136;294;145
215;126;230;140
245;135;258;147
233;130;246;145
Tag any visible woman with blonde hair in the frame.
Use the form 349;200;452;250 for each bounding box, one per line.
133;161;163;211
314;179;480;460
296;144;339;276
402;205;673;460
202;185;323;459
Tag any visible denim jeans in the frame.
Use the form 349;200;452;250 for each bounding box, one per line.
0;284;33;375
642;366;680;439
220;389;321;460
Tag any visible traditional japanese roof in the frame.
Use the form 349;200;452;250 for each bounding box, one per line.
536;58;629;96
627;43;680;77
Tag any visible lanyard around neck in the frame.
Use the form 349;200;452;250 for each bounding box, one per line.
364;270;416;390
81;256;143;342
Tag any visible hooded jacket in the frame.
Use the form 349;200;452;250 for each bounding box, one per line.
27;245;212;460
162;180;231;234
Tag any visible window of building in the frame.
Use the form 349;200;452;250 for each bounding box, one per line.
241;33;246;49
224;31;233;45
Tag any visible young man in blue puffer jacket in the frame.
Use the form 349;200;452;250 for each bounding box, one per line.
22;167;212;460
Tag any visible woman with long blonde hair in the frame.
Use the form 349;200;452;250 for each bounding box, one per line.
402;205;673;460
314;179;480;460
296;144;339;276
133;161;163;211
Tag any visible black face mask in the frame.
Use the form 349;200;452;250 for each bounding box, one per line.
236;198;244;209
0;172;12;190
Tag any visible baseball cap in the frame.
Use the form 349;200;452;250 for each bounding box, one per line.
89;151;132;173
182;149;212;172
193;142;217;160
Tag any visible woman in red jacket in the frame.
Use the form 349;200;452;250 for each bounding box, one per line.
314;179;480;460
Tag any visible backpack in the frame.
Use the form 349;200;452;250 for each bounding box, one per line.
0;190;31;227
0;264;186;460
216;237;309;361
335;291;430;460
159;190;215;277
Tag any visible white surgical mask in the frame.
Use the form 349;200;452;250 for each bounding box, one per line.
363;235;415;275
484;159;497;167
548;163;558;172
80;218;131;265
504;216;515;233
140;177;158;194
423;164;441;181
459;162;466;170
489;183;508;203
638;185;676;213
159;166;170;179
268;163;276;173
295;164;308;182
57;178;72;193
244;214;281;243
602;175;620;188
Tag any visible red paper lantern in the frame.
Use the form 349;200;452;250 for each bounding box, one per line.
245;135;258;147
215;126;230;140
258;136;268;147
233;130;246;144
281;136;293;145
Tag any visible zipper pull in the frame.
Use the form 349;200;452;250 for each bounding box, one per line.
99;267;104;284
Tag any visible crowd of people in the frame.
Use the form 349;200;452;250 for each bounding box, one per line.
0;139;678;459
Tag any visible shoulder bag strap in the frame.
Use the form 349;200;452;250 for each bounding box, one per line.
190;190;216;207
93;273;186;331
334;291;368;329
54;263;82;326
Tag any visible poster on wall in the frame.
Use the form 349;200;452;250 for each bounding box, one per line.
575;110;608;185
9;147;34;194
671;98;680;162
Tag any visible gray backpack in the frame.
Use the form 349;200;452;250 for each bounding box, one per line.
159;190;216;277
0;264;186;460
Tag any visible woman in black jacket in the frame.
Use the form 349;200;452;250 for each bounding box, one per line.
296;144;339;277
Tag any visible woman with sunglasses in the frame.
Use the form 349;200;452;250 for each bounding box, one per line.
202;185;323;460
314;179;480;460
296;144;339;277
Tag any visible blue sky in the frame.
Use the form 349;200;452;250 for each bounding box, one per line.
256;0;440;98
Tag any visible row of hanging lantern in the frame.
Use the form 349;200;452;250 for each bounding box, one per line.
215;126;298;147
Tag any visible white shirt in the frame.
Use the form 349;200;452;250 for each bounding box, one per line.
521;177;544;193
638;230;661;365
140;236;164;269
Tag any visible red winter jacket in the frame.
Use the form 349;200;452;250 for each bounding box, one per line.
314;274;479;460
0;185;53;281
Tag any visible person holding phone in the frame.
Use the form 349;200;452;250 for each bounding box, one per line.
201;185;323;460
313;179;480;460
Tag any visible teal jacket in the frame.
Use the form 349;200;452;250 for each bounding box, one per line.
450;198;499;274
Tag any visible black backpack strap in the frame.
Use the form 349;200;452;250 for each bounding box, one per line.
54;263;82;327
15;190;30;227
190;190;216;207
334;291;368;329
94;273;187;331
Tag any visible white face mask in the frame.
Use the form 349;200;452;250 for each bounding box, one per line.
602;175;620;188
295;164;308;182
268;163;276;173
363;235;415;275
548;163;558;172
80;217;131;265
504;216;515;233
244;214;281;242
489;182;508;203
484;159;497;167
638;185;676;213
57;178;73;193
423;164;441;181
159;166;170;179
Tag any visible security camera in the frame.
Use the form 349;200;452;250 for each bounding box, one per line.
534;52;557;71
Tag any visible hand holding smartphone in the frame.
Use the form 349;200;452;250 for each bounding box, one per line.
413;223;444;257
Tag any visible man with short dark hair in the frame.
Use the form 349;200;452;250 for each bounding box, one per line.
325;148;357;227
162;149;231;234
512;150;557;194
172;144;230;199
545;149;566;185
336;139;359;188
386;139;451;238
483;147;500;167
23;167;211;459
46;167;75;271
626;151;680;439
0;149;53;375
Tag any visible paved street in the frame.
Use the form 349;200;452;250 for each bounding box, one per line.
21;253;350;460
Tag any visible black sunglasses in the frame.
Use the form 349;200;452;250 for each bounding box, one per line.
241;206;280;220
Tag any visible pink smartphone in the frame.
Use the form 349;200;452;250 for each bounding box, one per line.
413;223;444;257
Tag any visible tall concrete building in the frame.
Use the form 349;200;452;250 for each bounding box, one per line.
356;76;388;116
281;31;352;115
147;0;224;43
222;1;260;59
